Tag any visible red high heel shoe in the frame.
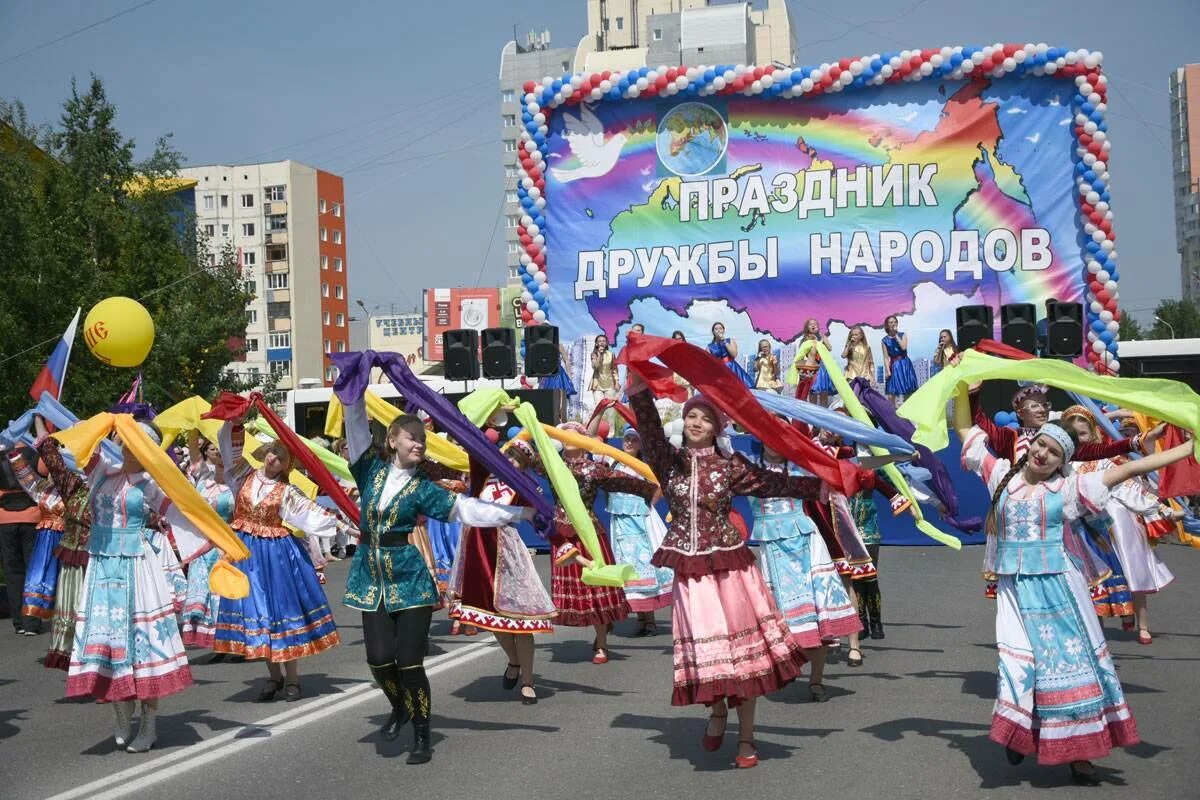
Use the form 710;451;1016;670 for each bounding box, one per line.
735;740;758;768
701;711;728;752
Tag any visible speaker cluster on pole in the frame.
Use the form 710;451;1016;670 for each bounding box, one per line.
955;302;1083;357
442;325;561;382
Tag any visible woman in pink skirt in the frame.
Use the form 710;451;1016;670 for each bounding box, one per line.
628;383;829;768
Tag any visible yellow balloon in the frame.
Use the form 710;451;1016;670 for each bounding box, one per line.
83;297;155;367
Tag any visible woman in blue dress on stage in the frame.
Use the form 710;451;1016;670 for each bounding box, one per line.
880;315;918;405
707;322;754;388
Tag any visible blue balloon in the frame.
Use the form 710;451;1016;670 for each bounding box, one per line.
1084;169;1097;182
1091;320;1106;333
873;57;886;69
1086;242;1100;253
507;426;522;441
533;132;545;145
552;79;563;91
704;68;716;80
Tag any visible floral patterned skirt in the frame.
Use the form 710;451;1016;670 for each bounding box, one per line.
991;568;1139;764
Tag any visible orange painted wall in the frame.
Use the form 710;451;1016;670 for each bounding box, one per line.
316;170;349;384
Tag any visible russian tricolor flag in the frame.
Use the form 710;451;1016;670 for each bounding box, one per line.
29;308;81;402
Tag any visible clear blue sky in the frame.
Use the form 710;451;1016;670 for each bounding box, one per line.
2;0;1196;324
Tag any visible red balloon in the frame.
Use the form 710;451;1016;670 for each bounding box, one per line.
523;80;536;94
655;75;669;89
1095;289;1110;304
597;420;610;439
732;78;746;91
485;428;500;444
535;179;545;191
839;58;852;70
533;253;545;266
1079;133;1092;146
820;74;834;88
829;65;842;80
666;68;678;81
1089;212;1103;224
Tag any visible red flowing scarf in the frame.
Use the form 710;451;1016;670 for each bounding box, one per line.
204;392;360;525
618;334;858;495
588;398;638;429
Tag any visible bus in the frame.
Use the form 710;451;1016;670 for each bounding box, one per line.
1117;338;1200;393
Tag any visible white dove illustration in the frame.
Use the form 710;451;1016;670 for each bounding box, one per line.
551;105;628;183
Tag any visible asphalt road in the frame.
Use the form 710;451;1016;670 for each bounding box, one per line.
2;543;1198;800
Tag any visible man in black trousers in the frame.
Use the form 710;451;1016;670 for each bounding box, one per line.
0;444;41;635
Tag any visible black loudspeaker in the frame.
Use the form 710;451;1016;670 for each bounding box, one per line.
481;327;517;379
444;329;480;381
1001;303;1038;354
524;325;560;378
1045;301;1084;357
956;305;994;349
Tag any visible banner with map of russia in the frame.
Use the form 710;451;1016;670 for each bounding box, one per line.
540;73;1092;370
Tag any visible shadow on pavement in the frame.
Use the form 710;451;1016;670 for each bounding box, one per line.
222;671;368;703
357;712;559;759
0;708;27;741
908;669;996;699
78;707;244;755
610;712;841;771
451;673;627;703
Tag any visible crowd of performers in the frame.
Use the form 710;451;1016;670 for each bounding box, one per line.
2;329;1198;787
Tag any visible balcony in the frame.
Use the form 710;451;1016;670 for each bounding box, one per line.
268;317;291;332
265;231;288;245
264;201;288;215
266;259;289;274
269;288;291;304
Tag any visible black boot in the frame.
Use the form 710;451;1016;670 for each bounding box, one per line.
856;589;870;636
401;666;433;765
865;585;885;640
368;662;409;741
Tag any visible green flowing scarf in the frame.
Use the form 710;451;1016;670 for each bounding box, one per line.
459;388;636;588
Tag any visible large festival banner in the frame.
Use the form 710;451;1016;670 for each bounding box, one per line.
515;46;1119;384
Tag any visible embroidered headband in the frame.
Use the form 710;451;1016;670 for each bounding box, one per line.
1060;404;1097;431
1012;384;1049;409
1035;424;1076;462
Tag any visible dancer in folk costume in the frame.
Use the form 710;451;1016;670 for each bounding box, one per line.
180;431;234;651
1062;406;1178;644
629;383;856;769
23;434;93;669
49;415;247;753
550;421;656;664
749;443;862;703
957;411;1194;784
970;383;1162;465
339;404;537;763
6;429;65;627
448;439;556;704
588;419;673;636
212;420;345;700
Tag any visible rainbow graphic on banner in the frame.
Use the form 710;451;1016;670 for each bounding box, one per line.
544;73;1087;368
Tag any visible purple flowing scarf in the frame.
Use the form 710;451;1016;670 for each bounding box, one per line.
331;351;555;536
850;377;982;532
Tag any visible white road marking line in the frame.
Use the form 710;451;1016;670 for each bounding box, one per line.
44;641;496;800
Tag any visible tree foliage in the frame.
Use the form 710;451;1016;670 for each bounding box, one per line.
0;77;265;422
1148;298;1200;340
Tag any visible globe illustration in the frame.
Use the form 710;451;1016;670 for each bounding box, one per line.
656;102;727;177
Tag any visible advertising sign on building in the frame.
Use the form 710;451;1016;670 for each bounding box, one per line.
422;287;501;361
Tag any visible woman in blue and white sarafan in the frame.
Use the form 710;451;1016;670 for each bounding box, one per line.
749;448;862;702
602;428;673;634
181;433;234;650
707;322;754;389
959;418;1195;785
212;422;344;701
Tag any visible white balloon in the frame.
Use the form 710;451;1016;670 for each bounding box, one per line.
527;223;540;236
526;262;538;275
1086;260;1101;274
541;77;553;87
1084;222;1097;235
1100;240;1114;252
520;290;532;303
1104;280;1118;293
533;310;546;323
1099;309;1114;322
1003;57;1016;71
636;77;649;90
527;187;541;199
521;177;533;189
1107;358;1120;372
533;234;544;246
1096;270;1110;283
1086;191;1101;205
1090;301;1103;314
534;271;547;284
1106;321;1120;333
800;77;815;91
669;434;683;448
1044;61;1058;74
1092;340;1106;353
525;300;540;312
1084;121;1098;134
520;253;532;266
712;76;726;90
534;197;546;209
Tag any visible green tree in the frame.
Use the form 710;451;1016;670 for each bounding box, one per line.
1149;298;1200;340
0;77;264;422
1118;314;1144;342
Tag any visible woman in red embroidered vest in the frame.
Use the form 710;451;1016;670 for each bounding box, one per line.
628;382;826;769
213;422;344;702
549;421;656;665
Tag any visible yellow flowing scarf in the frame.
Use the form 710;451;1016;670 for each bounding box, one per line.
52;413;250;598
325;392;469;472
798;340;960;549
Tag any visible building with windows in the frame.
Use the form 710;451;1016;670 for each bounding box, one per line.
499;29;577;287
181;160;349;388
497;4;797;288
1171;64;1200;301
